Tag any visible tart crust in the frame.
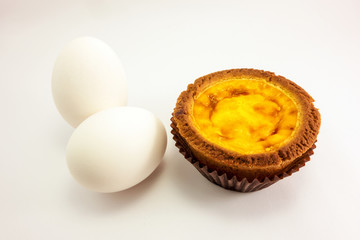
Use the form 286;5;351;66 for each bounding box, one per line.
172;69;321;182
171;117;316;191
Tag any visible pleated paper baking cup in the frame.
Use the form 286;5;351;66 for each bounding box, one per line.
171;117;315;192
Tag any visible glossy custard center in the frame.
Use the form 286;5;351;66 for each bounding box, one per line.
192;78;299;154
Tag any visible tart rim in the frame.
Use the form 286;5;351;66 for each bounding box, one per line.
173;69;321;169
171;117;316;190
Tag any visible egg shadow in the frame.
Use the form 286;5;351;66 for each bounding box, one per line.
50;122;73;151
169;145;304;220
66;160;166;215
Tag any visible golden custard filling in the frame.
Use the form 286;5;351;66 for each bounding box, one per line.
191;78;299;154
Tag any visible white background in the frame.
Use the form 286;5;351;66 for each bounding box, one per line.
1;0;360;239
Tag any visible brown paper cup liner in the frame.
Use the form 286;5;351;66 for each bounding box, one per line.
171;117;315;192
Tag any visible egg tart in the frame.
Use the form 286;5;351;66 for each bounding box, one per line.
171;69;321;192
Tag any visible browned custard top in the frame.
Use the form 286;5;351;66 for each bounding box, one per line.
191;78;299;154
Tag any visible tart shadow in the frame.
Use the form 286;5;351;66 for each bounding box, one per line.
170;146;304;219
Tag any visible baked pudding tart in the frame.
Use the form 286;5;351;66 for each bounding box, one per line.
171;69;321;192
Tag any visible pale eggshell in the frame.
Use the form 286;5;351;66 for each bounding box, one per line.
66;107;167;193
52;37;127;127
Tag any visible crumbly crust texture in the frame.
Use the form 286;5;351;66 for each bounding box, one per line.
171;118;316;191
172;69;321;181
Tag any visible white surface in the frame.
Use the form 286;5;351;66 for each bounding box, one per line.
66;107;166;193
52;36;127;127
1;0;359;239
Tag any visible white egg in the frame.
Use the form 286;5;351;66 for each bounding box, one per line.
52;37;127;127
66;107;167;193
